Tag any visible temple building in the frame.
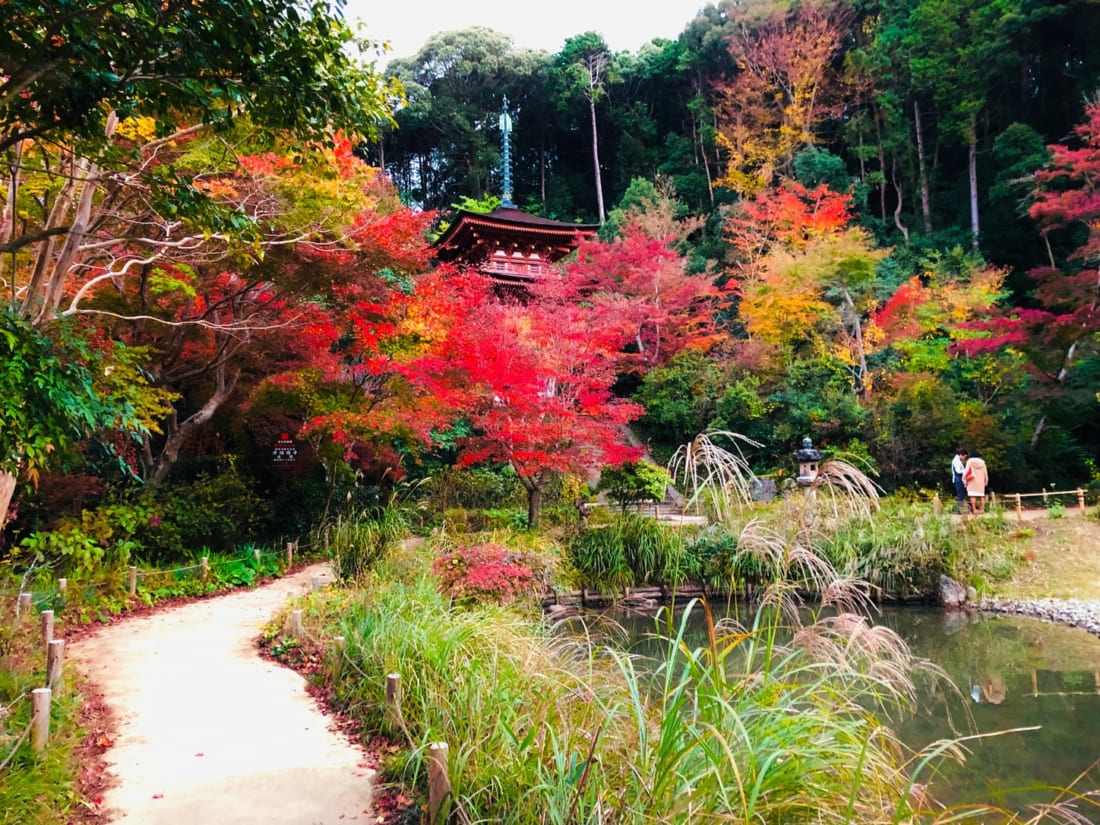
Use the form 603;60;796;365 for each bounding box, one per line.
432;98;597;287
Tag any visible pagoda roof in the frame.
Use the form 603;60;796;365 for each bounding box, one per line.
433;205;598;265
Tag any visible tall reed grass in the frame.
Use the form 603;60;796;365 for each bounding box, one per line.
319;507;407;583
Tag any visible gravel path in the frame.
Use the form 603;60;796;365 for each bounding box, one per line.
70;563;372;825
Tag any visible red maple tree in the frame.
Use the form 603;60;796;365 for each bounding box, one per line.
442;274;643;527
564;217;721;370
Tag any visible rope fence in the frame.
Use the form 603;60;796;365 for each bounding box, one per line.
275;599;450;823
2;542;304;611
0;540;314;772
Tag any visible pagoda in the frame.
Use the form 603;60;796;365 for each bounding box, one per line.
432;98;598;287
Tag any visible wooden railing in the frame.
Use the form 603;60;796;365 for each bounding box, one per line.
1004;488;1090;521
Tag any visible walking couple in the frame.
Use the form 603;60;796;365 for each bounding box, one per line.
952;448;989;514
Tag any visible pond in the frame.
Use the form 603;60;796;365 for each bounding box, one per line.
577;602;1100;817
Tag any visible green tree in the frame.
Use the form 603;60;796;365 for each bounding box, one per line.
0;310;166;531
555;33;616;224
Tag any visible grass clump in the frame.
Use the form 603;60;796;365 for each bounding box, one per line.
320;508;407;584
0;607;88;824
567;512;687;592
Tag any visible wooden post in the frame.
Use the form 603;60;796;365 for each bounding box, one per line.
289;609;303;638
285;541;294;568
1042;487;1048;503
333;635;346;652
57;578;67;597
990;490;997;509
1078;488;1086;515
31;688;51;751
17;592;32;619
931;492;942;515
41;609;54;646
201;557;209;581
47;639;64;692
253;547;261;564
129;565;138;596
385;673;402;723
427;742;451;824
311;575;321;592
1015;493;1023;523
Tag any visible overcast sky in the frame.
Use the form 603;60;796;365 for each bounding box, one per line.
343;0;711;64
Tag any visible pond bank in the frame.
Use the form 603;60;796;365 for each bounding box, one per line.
980;596;1100;637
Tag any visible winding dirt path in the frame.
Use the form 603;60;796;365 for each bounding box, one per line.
70;564;372;824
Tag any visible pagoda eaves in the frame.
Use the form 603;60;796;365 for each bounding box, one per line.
433;205;598;285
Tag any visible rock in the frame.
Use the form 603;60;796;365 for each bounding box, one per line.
966;585;978;603
939;575;968;609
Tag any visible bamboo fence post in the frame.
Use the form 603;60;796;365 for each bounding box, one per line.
31;688;51;751
289;609;303;638
41;609;54;646
285;541;294;568
1078;488;1087;515
1015;493;1023;522
201;557;209;582
427;742;451;824
128;565;138;596
47;639;64;692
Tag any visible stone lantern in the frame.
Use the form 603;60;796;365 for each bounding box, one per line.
793;437;824;487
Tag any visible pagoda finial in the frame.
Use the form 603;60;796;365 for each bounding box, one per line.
499;96;515;208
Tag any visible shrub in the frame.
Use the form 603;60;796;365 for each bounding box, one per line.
433;543;539;605
597;461;672;510
135;460;272;560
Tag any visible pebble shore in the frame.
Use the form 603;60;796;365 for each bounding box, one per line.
980;597;1100;637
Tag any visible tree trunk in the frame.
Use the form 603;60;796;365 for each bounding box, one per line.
526;485;541;529
841;286;869;395
913;100;933;234
589;95;605;225
968;122;980;252
0;470;16;532
148;362;239;485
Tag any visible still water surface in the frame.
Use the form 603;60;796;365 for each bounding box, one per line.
582;603;1100;816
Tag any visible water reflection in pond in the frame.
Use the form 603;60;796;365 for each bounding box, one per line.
565;602;1100;816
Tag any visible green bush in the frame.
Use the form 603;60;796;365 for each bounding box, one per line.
135;460;272;560
596;461;672;509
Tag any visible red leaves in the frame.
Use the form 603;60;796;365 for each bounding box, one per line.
433;543;540;605
726;181;854;257
441;282;643;493
565;224;722;369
